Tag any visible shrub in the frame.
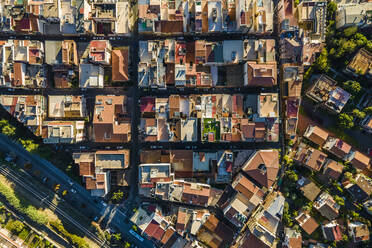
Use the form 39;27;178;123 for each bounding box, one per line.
338;113;354;129
6;220;24;234
50;221;89;248
0;182;48;225
352;109;366;119
334;195;345;206
343;80;361;95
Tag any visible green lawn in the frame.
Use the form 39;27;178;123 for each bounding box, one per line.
202;118;220;141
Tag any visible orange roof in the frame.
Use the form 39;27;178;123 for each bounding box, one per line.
112;49;129;82
243;150;279;188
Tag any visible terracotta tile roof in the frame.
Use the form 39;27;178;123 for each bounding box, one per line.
232;173;260;200
93;95;130;142
306;125;329;146
329;139;351;158
197;215;234;248
246;62;277;87
13;62;24;86
112;49;129;82
324;160;343;180
165;63;175;85
85;177;97;190
170;150;193;173
182;182;210;206
351;151;371;171
243;150;279;188
161;228;175;245
296;212;319;235
299;148;327;172
240;232;268;248
158;20;183;33
79;162;95;176
241;119;255;139
169;95;180;118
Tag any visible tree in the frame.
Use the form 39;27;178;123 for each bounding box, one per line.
112;233;121;241
314;48;330;72
338;113;354;129
343;80;361;95
124;242;131;248
352;109;366;119
111;190;124;203
7;220;24;234
343;26;358;37
327;1;337;20
354;33;367;47
363;106;372;115
334;195;345;206
286;170;298;182
2;125;16;137
19;139;39;153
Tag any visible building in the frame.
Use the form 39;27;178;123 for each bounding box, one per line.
196;215;234;248
73;150;130;197
1;40;46;88
361;115;372;134
48;95;86;118
236;0;274;33
314;192;340;221
42;120;85;143
111;48;129;82
0;95;46;135
295;211;319;235
88;40;111;64
242;150;279;189
244;192;285;248
303;125;329;146
336;2;372;29
306;75;350;114
93;95;131;142
346;150;371;171
79;63;104;88
294;142;327;172
85;1;131;35
283;228;302;248
348;222;370;243
220;173;264;228
345;49;372;79
323;137;352;161
323;159;343;180
321;220;343;242
257;93;279;118
344;173;372;202
297;0;327;42
297;177;321;201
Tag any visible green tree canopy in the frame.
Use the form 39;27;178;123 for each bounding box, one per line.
343;26;358;37
343;80;361;95
314;48;330;72
286;170;298;182
334;195;345;206
111;190;124;203
338;113;354;129
7;220;24;234
352;109;366;119
363;106;372;115
19;139;39;153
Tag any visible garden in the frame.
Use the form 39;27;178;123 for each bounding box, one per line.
202;118;220;141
